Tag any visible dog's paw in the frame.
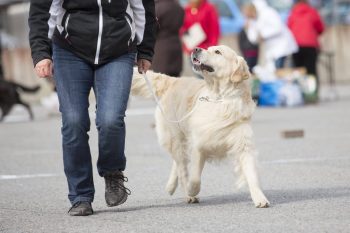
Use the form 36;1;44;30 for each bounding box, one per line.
186;196;199;204
251;190;270;208
254;199;270;208
187;181;201;197
165;182;177;196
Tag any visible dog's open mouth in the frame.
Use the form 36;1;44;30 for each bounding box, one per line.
191;57;215;73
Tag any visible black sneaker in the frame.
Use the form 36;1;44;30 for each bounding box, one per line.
68;202;93;216
104;171;131;207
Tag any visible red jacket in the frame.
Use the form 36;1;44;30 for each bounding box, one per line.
181;0;220;53
287;3;325;48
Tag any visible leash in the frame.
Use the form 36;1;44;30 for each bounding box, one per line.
142;72;199;124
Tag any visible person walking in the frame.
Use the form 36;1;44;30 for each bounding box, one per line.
152;0;184;77
0;32;4;80
247;0;298;70
181;0;220;53
288;0;325;94
29;0;156;216
239;3;259;72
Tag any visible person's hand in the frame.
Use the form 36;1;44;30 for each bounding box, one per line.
35;59;53;78
137;59;152;74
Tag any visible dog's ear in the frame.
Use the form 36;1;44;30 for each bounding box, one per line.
230;57;251;83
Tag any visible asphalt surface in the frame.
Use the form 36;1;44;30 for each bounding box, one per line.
0;85;350;233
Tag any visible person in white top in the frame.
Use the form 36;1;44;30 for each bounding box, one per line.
246;0;298;70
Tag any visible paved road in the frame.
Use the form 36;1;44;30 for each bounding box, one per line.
0;86;350;233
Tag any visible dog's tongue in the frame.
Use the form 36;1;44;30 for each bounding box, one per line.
193;57;200;65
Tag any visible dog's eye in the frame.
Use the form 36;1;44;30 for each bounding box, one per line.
215;50;221;55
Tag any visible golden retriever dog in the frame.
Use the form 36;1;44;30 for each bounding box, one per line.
131;45;269;208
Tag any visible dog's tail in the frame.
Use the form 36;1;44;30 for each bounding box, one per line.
131;68;176;99
14;83;40;93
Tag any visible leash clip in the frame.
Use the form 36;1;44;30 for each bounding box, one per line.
199;96;210;102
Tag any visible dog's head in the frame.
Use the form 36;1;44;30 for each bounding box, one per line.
191;45;250;84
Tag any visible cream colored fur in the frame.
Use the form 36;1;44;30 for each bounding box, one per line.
131;45;270;208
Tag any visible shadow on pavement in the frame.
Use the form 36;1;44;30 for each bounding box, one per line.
94;186;350;214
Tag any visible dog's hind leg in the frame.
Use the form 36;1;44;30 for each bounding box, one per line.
0;105;12;122
187;149;205;203
21;102;34;120
165;161;178;195
236;149;270;208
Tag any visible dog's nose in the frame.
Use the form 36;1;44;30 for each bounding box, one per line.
194;47;202;53
192;47;202;58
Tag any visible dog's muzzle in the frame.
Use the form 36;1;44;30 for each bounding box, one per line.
191;48;214;73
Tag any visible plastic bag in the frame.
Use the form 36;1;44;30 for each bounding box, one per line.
258;80;284;106
279;82;304;107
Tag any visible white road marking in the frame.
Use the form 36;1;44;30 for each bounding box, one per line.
0;173;59;180
126;107;155;116
261;156;350;165
88;107;155;119
1;156;349;181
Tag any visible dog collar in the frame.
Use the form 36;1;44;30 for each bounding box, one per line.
199;96;225;103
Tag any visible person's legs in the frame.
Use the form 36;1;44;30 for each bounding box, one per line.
94;52;136;176
295;47;319;95
292;50;304;68
52;43;95;205
303;47;319;94
245;56;258;72
275;56;287;69
303;47;318;76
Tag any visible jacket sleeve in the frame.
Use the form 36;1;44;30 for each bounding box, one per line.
130;0;157;62
202;5;220;48
28;0;54;67
313;9;325;35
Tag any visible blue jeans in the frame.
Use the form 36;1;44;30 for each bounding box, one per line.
52;43;135;205
275;56;287;69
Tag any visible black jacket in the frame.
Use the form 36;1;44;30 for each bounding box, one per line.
29;0;157;66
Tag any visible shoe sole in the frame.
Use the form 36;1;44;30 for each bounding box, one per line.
106;193;128;207
68;210;93;216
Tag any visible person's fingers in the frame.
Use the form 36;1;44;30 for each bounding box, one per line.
40;66;49;78
143;60;151;73
46;62;53;77
138;63;143;74
42;65;49;77
46;60;53;77
137;59;152;74
35;59;53;78
138;60;145;74
36;67;46;78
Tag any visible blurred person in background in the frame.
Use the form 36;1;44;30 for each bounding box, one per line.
29;0;156;216
152;0;184;77
239;3;259;72
288;0;324;94
181;0;220;53
0;33;3;80
246;0;298;69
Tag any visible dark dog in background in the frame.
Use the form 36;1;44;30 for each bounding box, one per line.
0;78;40;122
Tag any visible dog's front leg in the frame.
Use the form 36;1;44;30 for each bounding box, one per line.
187;149;205;203
166;161;178;195
239;150;270;208
171;156;190;201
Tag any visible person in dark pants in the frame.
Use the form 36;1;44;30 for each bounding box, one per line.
0;32;4;80
29;0;156;216
152;0;184;77
292;47;318;78
239;3;259;72
288;0;324;95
